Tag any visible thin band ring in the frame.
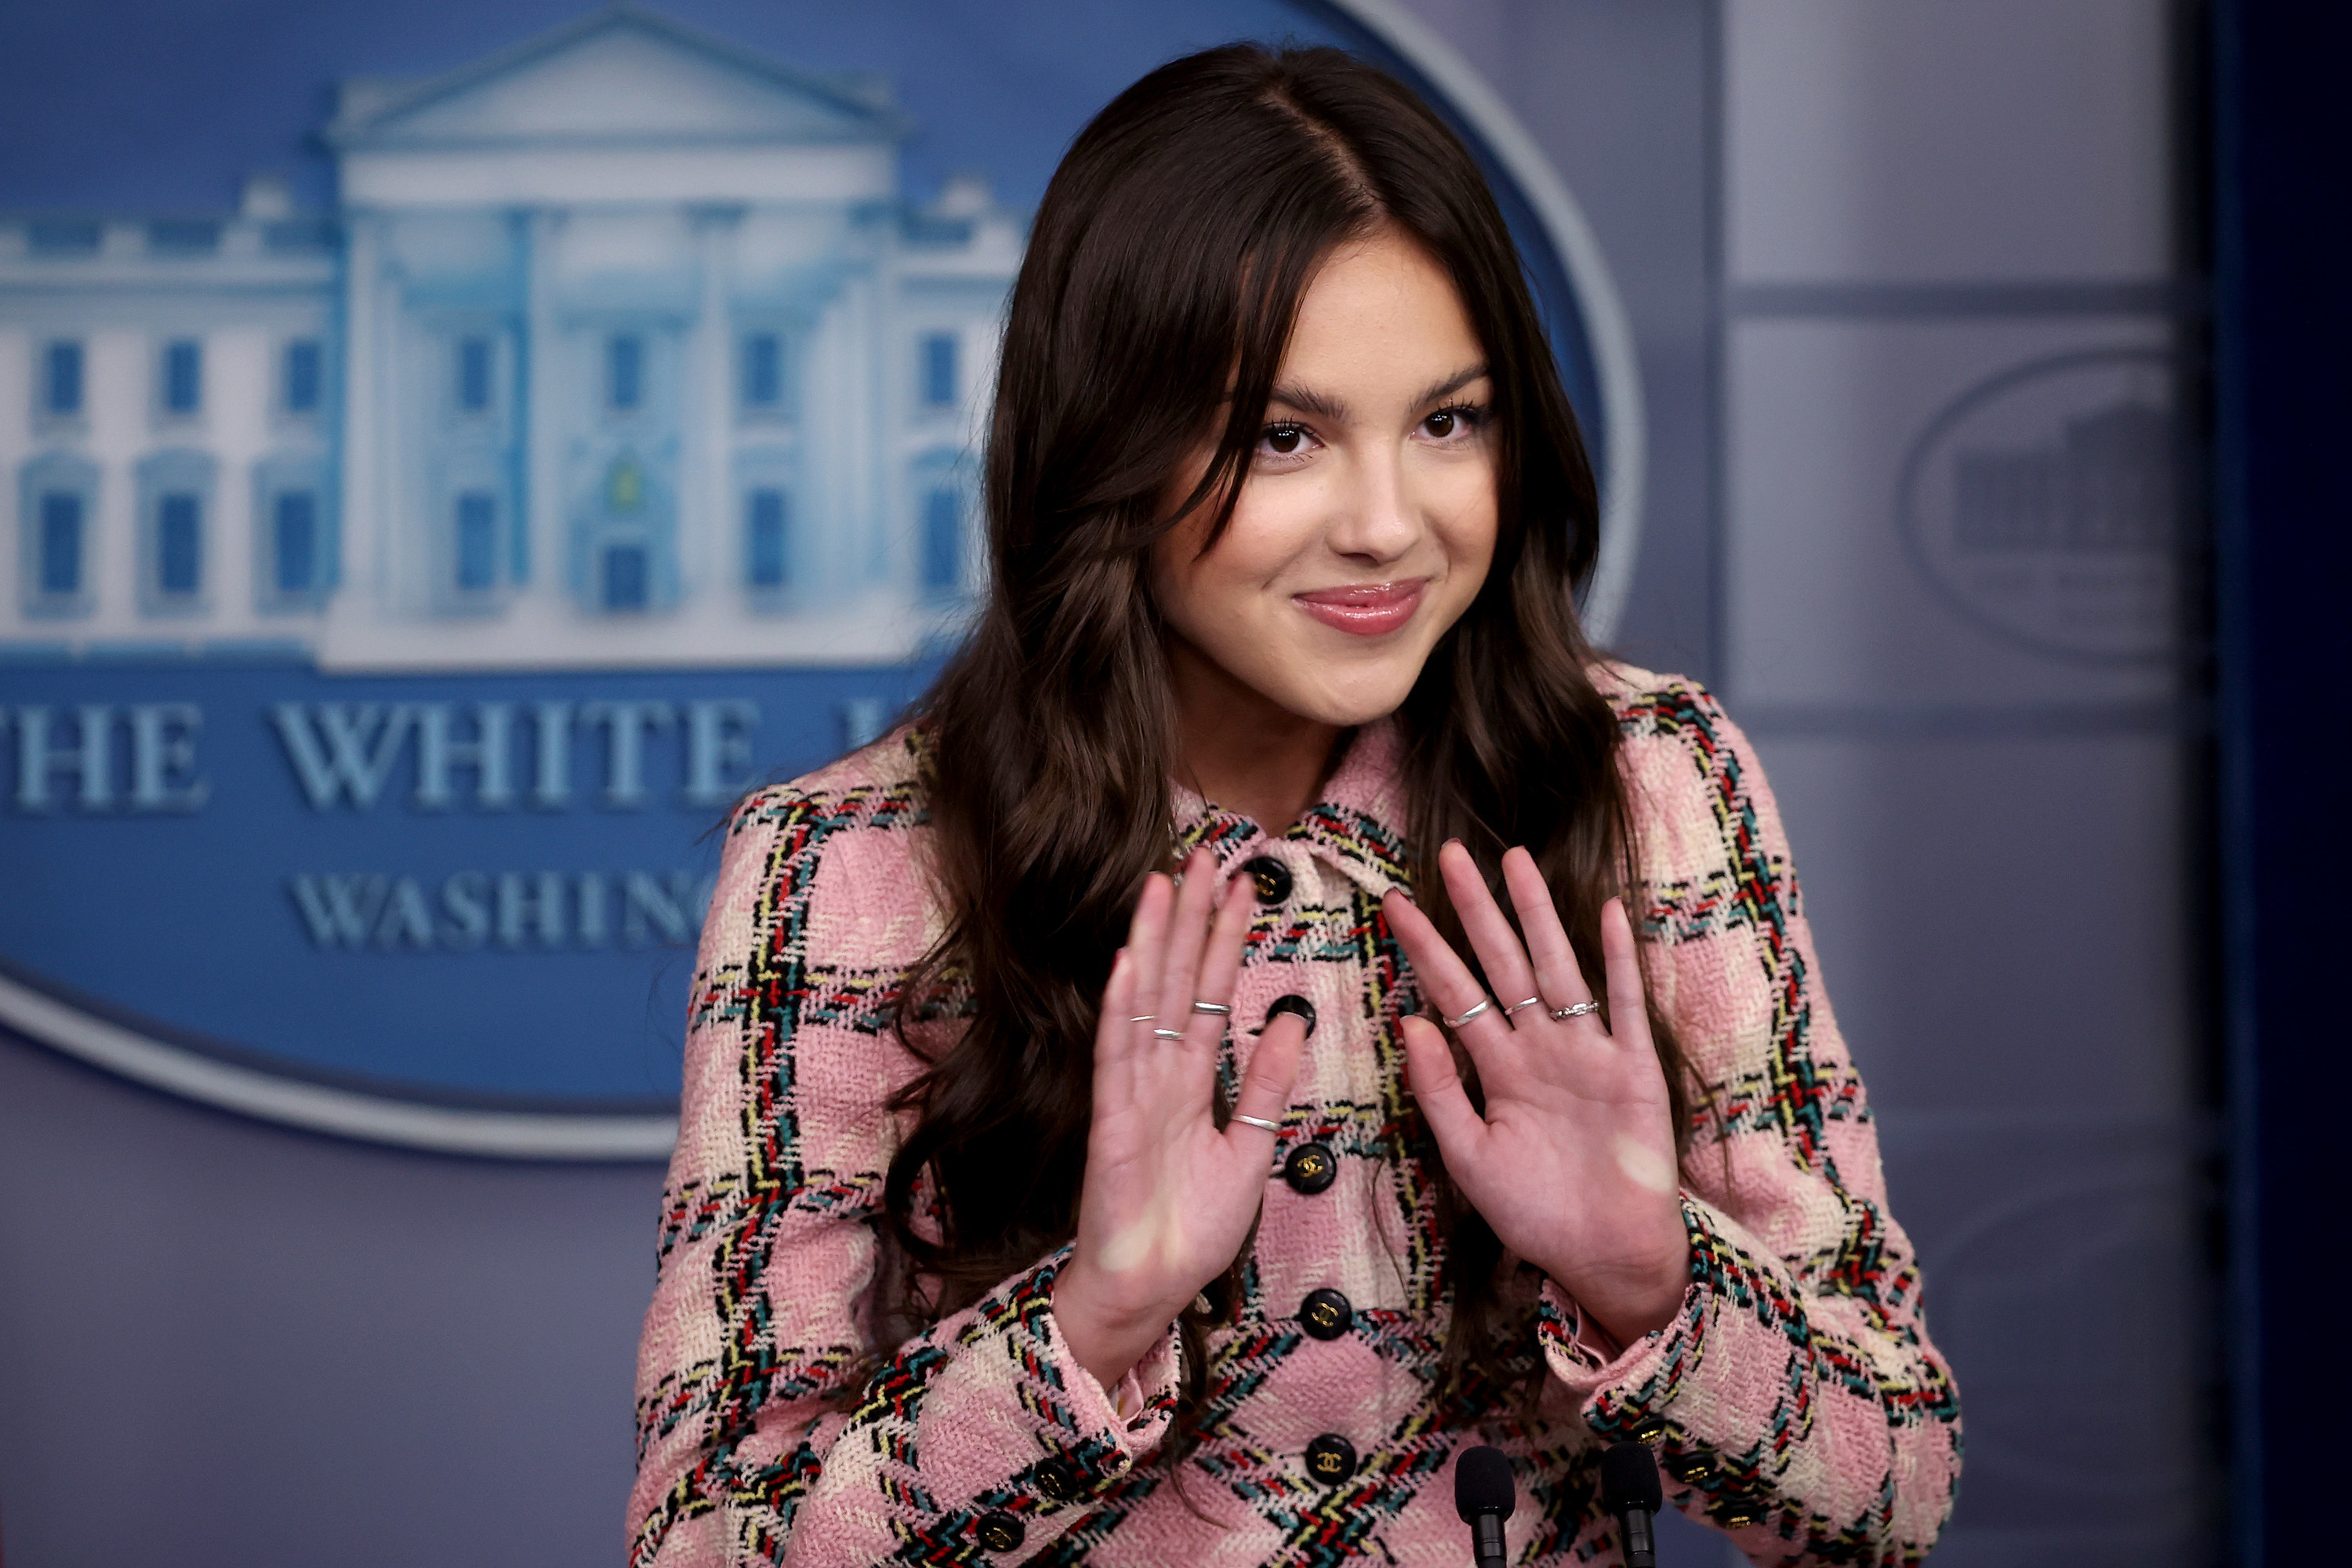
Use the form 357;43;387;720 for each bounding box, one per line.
1551;1000;1600;1022
1503;996;1544;1018
1152;1028;1185;1040
1230;1114;1281;1134
1441;999;1492;1030
1190;1000;1232;1016
1128;1015;1156;1024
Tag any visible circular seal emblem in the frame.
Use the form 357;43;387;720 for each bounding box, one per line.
1898;347;2183;662
0;0;1641;1156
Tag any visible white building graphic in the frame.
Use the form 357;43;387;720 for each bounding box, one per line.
0;4;1018;668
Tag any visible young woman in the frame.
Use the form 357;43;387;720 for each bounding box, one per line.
630;44;1958;1567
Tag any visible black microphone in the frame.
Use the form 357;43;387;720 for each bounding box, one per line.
1454;1444;1515;1568
1599;1442;1662;1568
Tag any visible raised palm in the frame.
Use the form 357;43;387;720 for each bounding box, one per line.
1384;842;1688;1344
1054;850;1308;1389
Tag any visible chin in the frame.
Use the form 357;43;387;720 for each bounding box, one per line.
1274;670;1419;729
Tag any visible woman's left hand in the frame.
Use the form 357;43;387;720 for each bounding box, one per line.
1383;841;1689;1345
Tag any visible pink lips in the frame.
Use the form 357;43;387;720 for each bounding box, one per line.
1293;579;1428;636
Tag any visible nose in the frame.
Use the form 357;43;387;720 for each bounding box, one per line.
1322;445;1421;566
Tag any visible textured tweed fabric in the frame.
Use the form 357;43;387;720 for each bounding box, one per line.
629;667;1962;1566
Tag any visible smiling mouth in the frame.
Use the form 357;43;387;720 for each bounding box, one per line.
1292;579;1428;636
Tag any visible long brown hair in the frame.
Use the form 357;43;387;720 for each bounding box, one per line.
881;43;1690;1411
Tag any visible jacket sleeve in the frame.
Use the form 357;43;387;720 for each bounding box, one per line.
1536;680;1962;1565
627;776;1183;1567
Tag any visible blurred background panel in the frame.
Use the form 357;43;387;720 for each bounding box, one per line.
1715;4;2208;1563
0;2;2216;1564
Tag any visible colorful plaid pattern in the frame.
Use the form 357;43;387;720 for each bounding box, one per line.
629;668;1961;1565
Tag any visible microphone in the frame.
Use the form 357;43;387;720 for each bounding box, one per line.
1599;1442;1662;1568
1454;1444;1515;1568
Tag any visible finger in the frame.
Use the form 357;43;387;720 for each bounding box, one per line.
1381;887;1513;1065
1181;873;1253;1056
1599;896;1654;1051
1156;849;1219;1038
1437;840;1542;1024
1399;1014;1487;1156
1123;872;1174;1039
1500;847;1593;1011
1093;947;1138;1104
1227;1010;1306;1143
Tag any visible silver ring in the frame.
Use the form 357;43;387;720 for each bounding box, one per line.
1550;1001;1600;1021
1230;1114;1281;1133
1128;1015;1156;1024
1441;999;1491;1030
1503;996;1544;1018
1152;1028;1185;1040
1190;1000;1232;1016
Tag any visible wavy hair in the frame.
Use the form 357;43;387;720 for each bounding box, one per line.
879;42;1691;1419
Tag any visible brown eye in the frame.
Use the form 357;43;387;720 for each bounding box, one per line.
1266;426;1303;455
1425;410;1457;438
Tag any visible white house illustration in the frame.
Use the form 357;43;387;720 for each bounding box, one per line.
0;4;1019;668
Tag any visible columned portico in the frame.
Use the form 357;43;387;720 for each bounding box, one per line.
301;5;1018;670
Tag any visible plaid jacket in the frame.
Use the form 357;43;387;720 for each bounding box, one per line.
629;667;1962;1566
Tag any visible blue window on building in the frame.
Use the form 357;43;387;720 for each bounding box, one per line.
922;486;961;593
743;334;800;417
742;333;782;410
920;332;958;408
274;491;319;596
162;340;202;415
746;488;789;589
456;337;492;414
608;335;643;412
455;491;498;592
44;343;82;416
38;492;82;597
603;543;648;610
157;492;201;596
285;340;321;414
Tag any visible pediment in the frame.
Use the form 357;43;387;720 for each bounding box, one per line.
331;5;906;149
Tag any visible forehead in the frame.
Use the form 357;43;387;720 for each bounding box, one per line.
1279;232;1482;386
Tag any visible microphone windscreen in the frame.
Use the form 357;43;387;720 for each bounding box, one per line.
1454;1444;1516;1521
1599;1442;1664;1512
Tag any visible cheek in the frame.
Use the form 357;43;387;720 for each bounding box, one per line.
1175;491;1320;622
1434;466;1500;582
1150;527;1272;658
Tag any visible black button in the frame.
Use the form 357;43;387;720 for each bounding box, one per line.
976;1511;1025;1552
1665;1453;1711;1484
1242;855;1292;905
1299;1287;1353;1340
1283;1141;1338;1195
1304;1432;1358;1483
1266;993;1317;1036
1035;1457;1081;1503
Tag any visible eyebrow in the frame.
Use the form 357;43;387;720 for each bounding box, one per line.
1264;361;1491;425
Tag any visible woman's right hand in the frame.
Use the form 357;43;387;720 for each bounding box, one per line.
1053;848;1308;1393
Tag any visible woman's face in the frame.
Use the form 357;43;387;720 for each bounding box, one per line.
1152;230;1499;729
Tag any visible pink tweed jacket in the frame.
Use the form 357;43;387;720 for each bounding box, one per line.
629;666;1961;1566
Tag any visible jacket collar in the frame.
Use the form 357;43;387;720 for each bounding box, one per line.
1170;718;1413;902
